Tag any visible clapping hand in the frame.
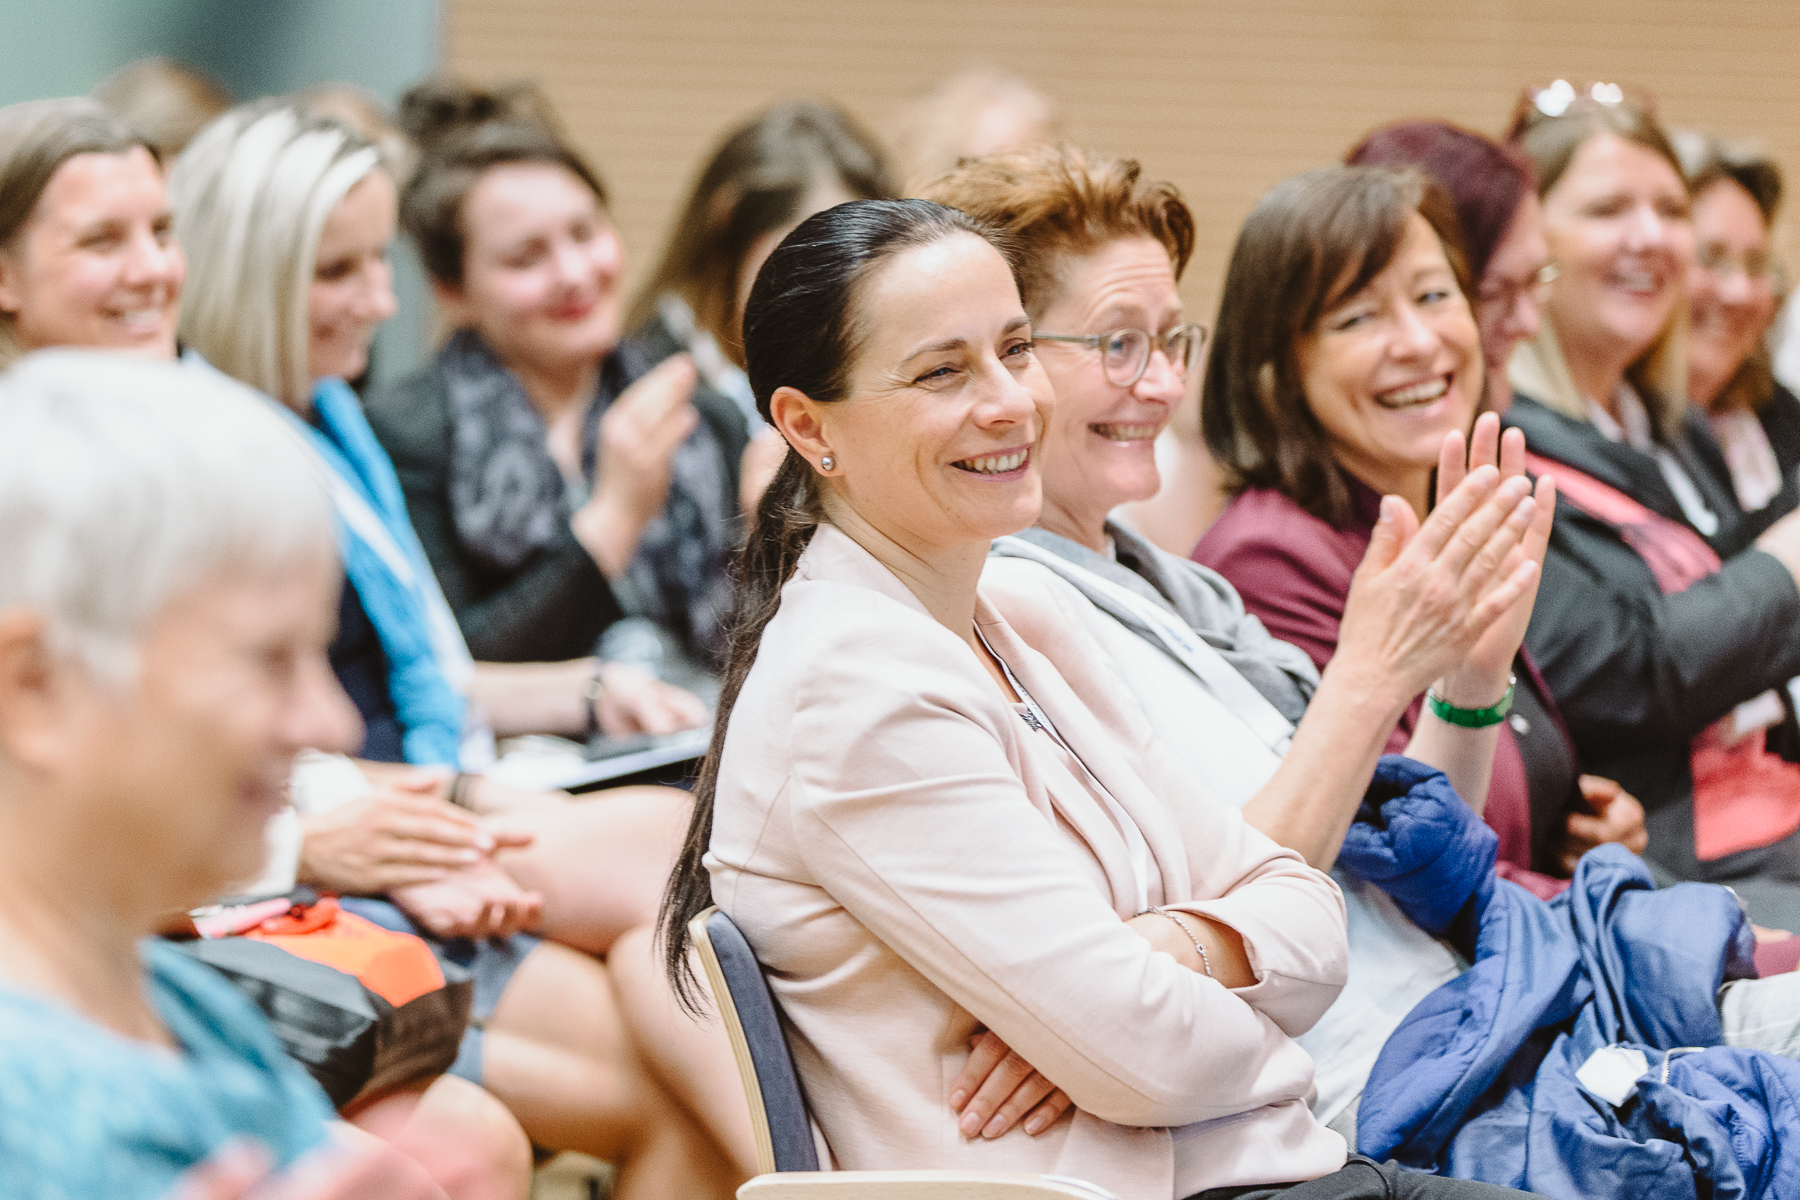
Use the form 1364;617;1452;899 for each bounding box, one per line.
1333;412;1547;710
572;354;701;578
1431;412;1557;700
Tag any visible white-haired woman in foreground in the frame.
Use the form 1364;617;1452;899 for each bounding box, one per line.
0;95;533;1200
168;100;750;1195
0;351;446;1199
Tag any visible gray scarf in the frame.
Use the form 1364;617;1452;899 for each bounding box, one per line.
994;522;1318;722
440;329;735;667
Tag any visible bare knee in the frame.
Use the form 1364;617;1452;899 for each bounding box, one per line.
608;925;759;1180
606;925;660;1004
497;789;692;950
481;942;653;1159
350;1075;532;1200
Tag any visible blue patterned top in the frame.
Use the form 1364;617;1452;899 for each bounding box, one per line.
0;939;333;1198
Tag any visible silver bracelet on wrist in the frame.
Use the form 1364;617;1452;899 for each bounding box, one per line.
1145;907;1212;977
583;663;608;738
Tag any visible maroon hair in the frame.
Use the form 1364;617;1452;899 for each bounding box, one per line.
1347;120;1536;285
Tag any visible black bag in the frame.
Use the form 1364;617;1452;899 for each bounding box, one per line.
172;927;472;1109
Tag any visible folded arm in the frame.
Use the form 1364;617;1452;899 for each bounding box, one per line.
787;643;1344;1129
1528;539;1800;746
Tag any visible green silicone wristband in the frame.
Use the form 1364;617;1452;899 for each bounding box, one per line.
1426;675;1516;728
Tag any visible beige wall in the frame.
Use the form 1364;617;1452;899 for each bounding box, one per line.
447;0;1800;325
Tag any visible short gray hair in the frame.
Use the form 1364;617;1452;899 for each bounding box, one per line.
170;102;380;403
0;349;334;679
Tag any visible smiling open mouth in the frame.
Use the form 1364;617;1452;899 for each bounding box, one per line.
1374;375;1451;410
109;307;167;331
1092;422;1160;441
1611;268;1661;295
953;447;1031;474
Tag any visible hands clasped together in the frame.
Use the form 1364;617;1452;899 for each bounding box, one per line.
297;766;548;942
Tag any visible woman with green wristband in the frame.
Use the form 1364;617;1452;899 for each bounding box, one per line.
1195;164;1649;893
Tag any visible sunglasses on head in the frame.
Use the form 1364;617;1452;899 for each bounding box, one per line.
1511;79;1658;135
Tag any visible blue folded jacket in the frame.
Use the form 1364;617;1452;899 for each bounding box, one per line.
1340;756;1796;1200
1338;754;1497;942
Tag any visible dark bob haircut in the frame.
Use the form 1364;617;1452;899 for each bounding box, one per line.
1201;165;1471;526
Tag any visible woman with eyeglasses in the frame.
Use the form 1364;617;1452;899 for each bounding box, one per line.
1193;162;1647;903
1189;161;1800;1199
927;145;1553;874
660;193;1546;1200
943;145;1800;1167
925;147;1571;1143
1673;132;1798;521
1499;88;1800;924
1348;122;1556;413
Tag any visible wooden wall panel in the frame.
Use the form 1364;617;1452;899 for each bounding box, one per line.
446;0;1800;326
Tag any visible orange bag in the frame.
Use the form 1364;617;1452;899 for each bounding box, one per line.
246;896;446;1007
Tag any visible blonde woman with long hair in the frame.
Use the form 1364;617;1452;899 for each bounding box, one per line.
1500;87;1800;924
171;101;751;1199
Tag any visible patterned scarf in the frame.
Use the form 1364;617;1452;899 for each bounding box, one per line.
439;329;735;667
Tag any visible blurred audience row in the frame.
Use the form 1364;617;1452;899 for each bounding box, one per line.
3;45;1800;1200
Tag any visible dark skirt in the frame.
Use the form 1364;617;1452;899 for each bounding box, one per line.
1188;1156;1540;1200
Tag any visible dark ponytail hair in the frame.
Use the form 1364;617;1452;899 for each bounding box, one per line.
658;198;1012;1009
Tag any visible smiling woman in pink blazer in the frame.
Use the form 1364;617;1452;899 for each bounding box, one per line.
659;199;1540;1200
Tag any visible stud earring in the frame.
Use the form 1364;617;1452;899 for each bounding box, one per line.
819;454;835;472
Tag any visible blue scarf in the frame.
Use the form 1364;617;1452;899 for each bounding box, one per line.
289;379;465;766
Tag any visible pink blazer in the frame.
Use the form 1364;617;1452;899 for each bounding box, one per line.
706;525;1350;1200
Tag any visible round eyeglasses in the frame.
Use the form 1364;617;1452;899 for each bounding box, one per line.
1033;323;1209;389
1694;242;1775;284
1477;262;1560;313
